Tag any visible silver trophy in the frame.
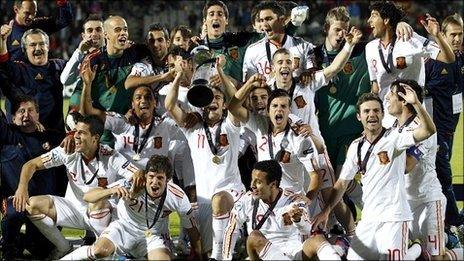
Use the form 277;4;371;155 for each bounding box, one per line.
187;45;217;107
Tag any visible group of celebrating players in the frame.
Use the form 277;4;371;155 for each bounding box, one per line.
0;0;463;260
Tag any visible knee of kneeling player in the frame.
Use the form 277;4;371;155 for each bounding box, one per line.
26;197;46;215
247;230;267;248
211;193;233;215
92;242;115;258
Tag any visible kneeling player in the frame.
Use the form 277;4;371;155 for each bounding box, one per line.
63;155;202;260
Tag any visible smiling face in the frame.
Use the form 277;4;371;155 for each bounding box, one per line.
250;169;275;201
259;9;285;41
82;20;104;48
205;5;228;39
268;96;291;130
357;100;384;133
14;1;37;26
273;52;293;85
444;23;463;52
367;10;387;39
204;88;225;122
326;20;349;50
73;122;99;154
385;85;404;117
132;87;156;122
13;101;39;130
24;33;49;66
146;171;167;198
249;88;269;115
105;17;129;54
148;30;169;60
172;30;190;51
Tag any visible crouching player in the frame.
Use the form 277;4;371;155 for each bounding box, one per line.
63;155;202;260
222;160;340;260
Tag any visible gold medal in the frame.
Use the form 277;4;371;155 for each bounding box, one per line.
329;84;337;94
144;229;152;238
212;155;221;164
132;154;141;161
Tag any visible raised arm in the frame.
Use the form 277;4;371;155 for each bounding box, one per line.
165;57;189;126
124;66;174;90
421;13;455;63
13;156;46;212
79;56;106;122
83;186;131;203
228;74;266;123
0;21;13;55
322;26;362;80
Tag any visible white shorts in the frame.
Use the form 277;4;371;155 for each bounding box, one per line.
259;240;302;260
348;219;409;260
51;195;95;232
100;220;172;258
409;197;446;256
169;140;195;188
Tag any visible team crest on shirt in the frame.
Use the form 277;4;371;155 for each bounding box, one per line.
12;39;20;46
377;151;390;165
35;73;43;80
343;61;354;74
228;47;239;61
277;150;291;163
396;56;407;69
294;95;307;109
68;171;78;181
154;136;162;149
282;212;293;225
293;57;300;69
98;177;108;188
441;68;448;75
219;134;229;146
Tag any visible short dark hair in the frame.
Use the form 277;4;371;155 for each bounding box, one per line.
255;1;286;18
82;14;103;31
12;95;38;115
133;86;159;103
147;23;169;41
76;115;104;137
391;79;423;113
253;160;282;186
167;44;194;60
145;155;173;180
369;1;404;29
272;48;291;63
170;25;193;42
267;88;292;111
356;92;384;114
203;0;229;19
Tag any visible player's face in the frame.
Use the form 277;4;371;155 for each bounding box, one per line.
146;171;167;198
148;30;169;60
268;96;291;130
250;169;275;201
172;30;190;51
273;52;293;84
167;54;192;86
249;88;269;115
205;5;228;39
326;20;349;50
367;10;386;39
13;101;39;129
444;23;463;52
204;88;225;122
259;9;284;41
25;33;49;66
14;1;37;26
357;100;384;133
385;85;404;116
82;20;104;48
105;18;129;52
132;87;156;121
74;122;99;153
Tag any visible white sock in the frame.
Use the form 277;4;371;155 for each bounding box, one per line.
60;245;96;260
259;241;288;260
317;241;341;260
88;208;111;235
404;242;422;260
211;212;230;260
29;213;69;251
446;248;464;261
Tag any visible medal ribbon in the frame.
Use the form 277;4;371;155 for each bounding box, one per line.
203;119;223;156
79;153;100;185
133;118;156;156
265;34;288;65
252;189;282;230
267;123;290;160
144;187;167;231
377;38;396;74
392;114;416;133
357;128;386;175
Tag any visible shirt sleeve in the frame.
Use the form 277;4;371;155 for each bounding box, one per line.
303;42;316;69
109;151;140;179
365;43;378;82
177;191;197;230
40;146;67;169
104;112;130;135
339;142;358;181
242;47;256;82
412;32;440;60
394;129;416;152
308;70;327;92
295;136;318;173
60;49;84;85
129;61;152;77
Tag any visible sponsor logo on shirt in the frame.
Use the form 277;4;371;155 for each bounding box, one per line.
377;151;390;165
228;46;239;61
154;136;162;149
343;61;354;74
294;95;307;109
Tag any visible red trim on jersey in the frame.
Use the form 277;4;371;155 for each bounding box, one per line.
89;209;111;219
223;212;237;258
260;241;272;258
168;184;184;199
0;53;9;63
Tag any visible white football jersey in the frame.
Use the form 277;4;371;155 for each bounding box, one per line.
246;113;319;194
104;112;183;169
223;189;311;259
129;59;166;91
401;119;444;203
158;82;191;116
182;116;244;203
243;35;315;81
117;182;196;235
41;145;139;211
340;128;415;222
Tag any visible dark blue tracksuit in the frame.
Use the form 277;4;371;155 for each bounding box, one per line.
425;51;464;227
0;111;58;258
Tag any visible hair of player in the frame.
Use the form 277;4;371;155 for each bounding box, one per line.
391;79;423;114
133;86;159;103
203;0;229;20
11;95;39;115
442;13;464;33
167;44;195;60
255;1;286;18
356;92;384;114
267;88;292;112
147;23;170;42
21;28;49;52
272;48;291;63
253;160;283;187
280;1;297;18
369;1;404;30
76;115;104;138
145;155;173;180
251;5;260;25
324;6;350;31
170;25;193;42
82;14;104;31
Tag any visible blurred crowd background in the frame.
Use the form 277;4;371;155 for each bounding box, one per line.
0;0;463;60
